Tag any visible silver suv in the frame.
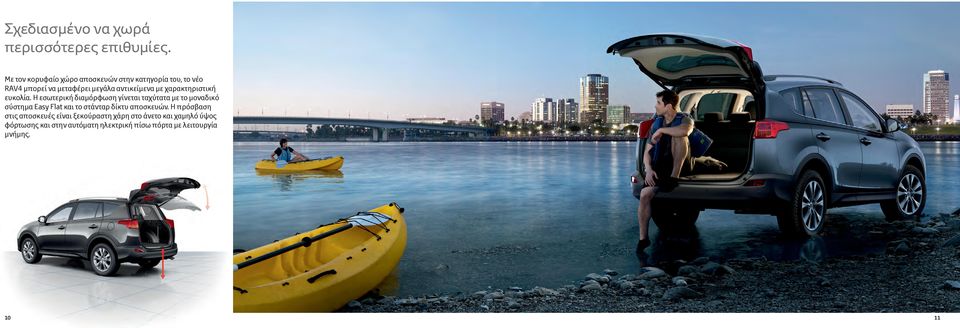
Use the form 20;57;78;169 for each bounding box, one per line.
608;34;926;236
17;178;200;275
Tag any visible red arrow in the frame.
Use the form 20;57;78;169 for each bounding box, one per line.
161;248;166;279
204;185;210;210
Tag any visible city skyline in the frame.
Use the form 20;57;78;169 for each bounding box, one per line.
235;2;960;121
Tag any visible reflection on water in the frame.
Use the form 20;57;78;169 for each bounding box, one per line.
234;141;959;297
256;170;344;192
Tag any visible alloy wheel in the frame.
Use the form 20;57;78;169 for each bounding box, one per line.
896;173;923;215
22;239;36;262
93;246;112;273
800;180;824;232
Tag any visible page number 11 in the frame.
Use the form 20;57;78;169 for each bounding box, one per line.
935;315;940;321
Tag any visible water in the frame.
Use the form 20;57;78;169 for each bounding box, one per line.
234;141;959;296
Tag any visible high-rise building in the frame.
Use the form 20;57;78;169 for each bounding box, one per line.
953;95;959;123
922;70;950;124
885;104;915;120
556;98;578;124
480;102;505;126
606;105;631;125
579;74;609;125
532;98;557;122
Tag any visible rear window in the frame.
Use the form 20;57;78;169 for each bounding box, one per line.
779;88;806;116
679;93;698;112
804;88;846;125
73;202;102;221
103;203;126;220
134;204;164;221
695;93;737;121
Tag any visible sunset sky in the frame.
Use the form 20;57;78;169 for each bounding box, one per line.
235;2;960;120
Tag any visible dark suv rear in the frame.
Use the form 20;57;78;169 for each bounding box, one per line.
608;34;927;236
17;178;200;276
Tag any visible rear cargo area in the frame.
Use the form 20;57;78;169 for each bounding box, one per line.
134;204;172;247
677;88;756;181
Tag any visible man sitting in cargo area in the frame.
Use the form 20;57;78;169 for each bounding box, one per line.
272;138;310;162
636;89;694;255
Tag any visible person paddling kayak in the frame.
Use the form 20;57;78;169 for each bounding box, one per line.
271;138;310;162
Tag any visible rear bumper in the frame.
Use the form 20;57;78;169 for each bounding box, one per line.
631;171;795;212
116;243;177;262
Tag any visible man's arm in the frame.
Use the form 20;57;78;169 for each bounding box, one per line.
643;142;654;173
655;123;693;137
643;142;656;186
293;149;309;160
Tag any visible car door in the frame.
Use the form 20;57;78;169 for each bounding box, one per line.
607;34;764;94
37;204;74;251
128;177;201;206
802;88;864;191
837;90;900;190
63;202;102;253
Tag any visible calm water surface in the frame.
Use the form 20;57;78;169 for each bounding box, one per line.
234;141;959;296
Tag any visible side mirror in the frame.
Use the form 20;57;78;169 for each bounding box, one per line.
885;118;901;133
37;216;46;224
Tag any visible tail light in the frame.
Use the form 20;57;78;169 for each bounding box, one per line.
140;182;150;190
754;119;790;139
164;219;174;229
118;219;139;229
744;179;766;187
638;120;654;139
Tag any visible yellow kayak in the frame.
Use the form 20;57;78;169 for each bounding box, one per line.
255;156;344;172
233;203;407;312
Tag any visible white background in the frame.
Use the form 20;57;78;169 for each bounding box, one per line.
0;0;233;325
0;0;233;252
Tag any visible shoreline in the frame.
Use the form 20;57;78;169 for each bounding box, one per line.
234;136;637;142
344;211;960;313
233;137;959;143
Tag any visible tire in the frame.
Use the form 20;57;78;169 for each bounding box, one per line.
880;165;925;221
777;170;828;237
90;243;120;276
20;237;41;264
138;259;161;269
651;202;700;233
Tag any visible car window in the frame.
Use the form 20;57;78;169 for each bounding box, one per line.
779;88;806;116
103;203;127;220
135;204;164;221
73;202;101;221
840;92;882;132
804;88;846;125
47;205;74;223
695;93;736;121
740;95;755;112
679;93;698;113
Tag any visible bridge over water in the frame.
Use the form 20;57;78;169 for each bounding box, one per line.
233;116;494;141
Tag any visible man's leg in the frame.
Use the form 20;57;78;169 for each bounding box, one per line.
670;135;690;178
637;186;656;240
